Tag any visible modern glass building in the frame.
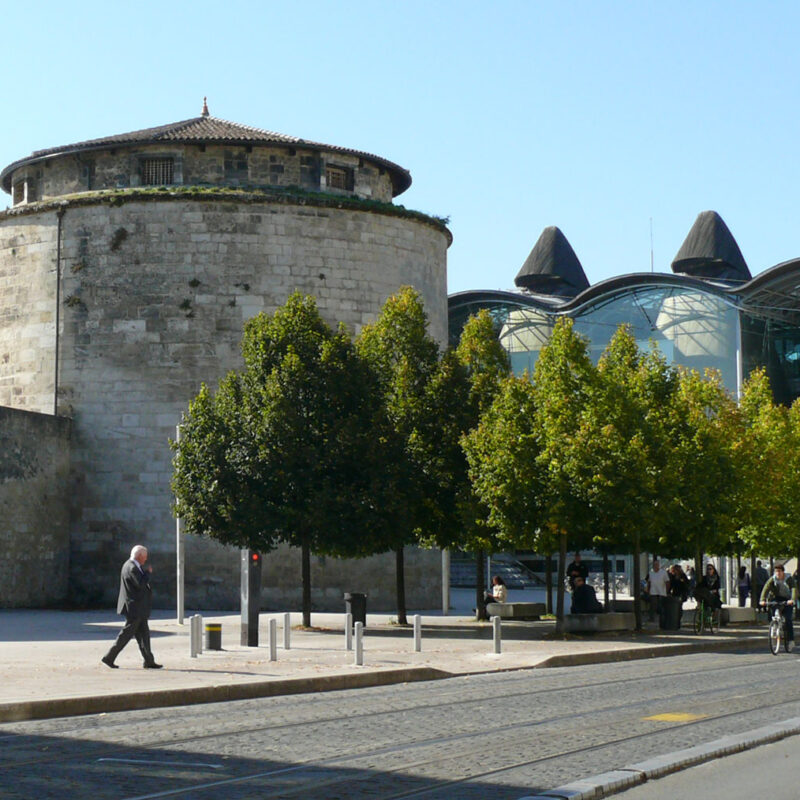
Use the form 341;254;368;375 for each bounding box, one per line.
450;211;800;405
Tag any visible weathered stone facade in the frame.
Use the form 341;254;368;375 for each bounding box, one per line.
0;407;71;607
0;111;450;611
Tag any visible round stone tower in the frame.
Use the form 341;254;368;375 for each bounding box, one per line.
0;102;450;608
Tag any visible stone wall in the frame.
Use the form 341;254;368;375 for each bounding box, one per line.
0;193;448;610
0;407;71;607
10;144;394;205
0;215;58;411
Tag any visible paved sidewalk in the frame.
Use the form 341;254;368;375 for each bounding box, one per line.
0;603;764;723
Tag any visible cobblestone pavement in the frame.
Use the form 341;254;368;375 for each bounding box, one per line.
2;648;799;799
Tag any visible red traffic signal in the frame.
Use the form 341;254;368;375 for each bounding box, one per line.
251;552;260;563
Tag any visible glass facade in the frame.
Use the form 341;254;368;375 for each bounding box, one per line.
450;278;800;405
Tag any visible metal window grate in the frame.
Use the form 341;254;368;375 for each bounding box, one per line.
141;158;174;186
325;165;353;191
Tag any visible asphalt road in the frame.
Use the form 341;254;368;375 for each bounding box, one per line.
2;648;799;800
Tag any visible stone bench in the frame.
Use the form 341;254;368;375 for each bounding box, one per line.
486;602;546;620
563;612;635;633
720;606;757;624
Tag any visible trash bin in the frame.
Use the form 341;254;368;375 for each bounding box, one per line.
344;592;367;627
205;622;222;650
659;597;682;630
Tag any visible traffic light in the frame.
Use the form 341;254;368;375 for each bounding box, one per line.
240;548;261;646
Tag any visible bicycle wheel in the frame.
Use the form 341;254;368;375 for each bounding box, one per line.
769;619;782;655
709;607;719;634
693;605;704;634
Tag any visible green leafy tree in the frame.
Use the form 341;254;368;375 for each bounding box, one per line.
173;292;389;627
529;318;598;631
356;287;442;624
453;310;511;618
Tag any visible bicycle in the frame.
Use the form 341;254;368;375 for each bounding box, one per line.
692;597;720;634
767;601;792;655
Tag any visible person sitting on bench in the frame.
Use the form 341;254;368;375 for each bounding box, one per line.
570;575;604;614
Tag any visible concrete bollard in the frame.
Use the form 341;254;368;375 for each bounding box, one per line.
354;621;363;665
283;612;291;650
345;613;353;650
413;614;422;652
492;615;502;654
269;618;278;662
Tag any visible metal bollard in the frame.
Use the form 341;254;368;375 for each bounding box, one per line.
190;613;202;657
283;612;291;650
354;621;363;665
413;614;422;652
345;613;353;650
269;618;278;662
492;615;501;654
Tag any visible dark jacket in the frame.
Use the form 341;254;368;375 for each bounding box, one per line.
117;559;152;619
571;583;603;614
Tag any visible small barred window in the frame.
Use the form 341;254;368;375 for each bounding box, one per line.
325;165;354;191
12;182;25;205
141;158;174;186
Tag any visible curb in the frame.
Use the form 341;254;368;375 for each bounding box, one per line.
0;633;764;724
518;717;800;799
0;666;450;724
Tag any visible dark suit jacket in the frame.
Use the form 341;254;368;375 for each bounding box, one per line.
117;559;152;619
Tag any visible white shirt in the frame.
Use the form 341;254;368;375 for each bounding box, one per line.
648;567;669;596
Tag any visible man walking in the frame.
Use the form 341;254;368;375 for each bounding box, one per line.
646;559;669;623
102;545;162;669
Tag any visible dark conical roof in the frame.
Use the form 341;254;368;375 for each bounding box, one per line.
671;211;751;282
514;226;590;297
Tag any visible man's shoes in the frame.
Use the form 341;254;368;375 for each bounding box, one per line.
143;662;163;669
101;656;118;669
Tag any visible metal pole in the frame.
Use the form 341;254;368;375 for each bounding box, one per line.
269;618;277;662
441;549;450;616
413;614;421;652
354;621;363;665
283;612;291;650
492;616;501;654
176;423;185;625
345;613;353;650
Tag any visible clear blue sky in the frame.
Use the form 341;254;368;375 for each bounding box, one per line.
3;0;799;295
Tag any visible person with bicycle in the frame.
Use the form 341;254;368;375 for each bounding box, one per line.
694;563;722;610
759;563;797;652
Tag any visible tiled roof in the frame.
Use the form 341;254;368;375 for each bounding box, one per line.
2;112;411;195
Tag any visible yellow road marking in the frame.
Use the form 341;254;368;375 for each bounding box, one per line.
644;712;707;722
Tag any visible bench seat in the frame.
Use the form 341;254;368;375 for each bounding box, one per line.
563;611;635;633
486;602;546;620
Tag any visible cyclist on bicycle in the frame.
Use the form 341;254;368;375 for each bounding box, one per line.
760;563;797;652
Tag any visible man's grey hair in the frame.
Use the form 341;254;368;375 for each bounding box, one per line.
130;545;148;560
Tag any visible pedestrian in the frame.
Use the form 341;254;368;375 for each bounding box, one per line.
566;552;588;591
759;563;797;652
753;560;769;607
737;565;751;608
686;565;696;595
102;545;162;669
646;559;669;622
667;564;689;627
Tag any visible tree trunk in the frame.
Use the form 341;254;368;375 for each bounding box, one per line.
602;551;610;610
555;534;567;634
396;547;407;625
545;552;553;614
475;550;487;620
633;534;642;631
301;541;311;628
